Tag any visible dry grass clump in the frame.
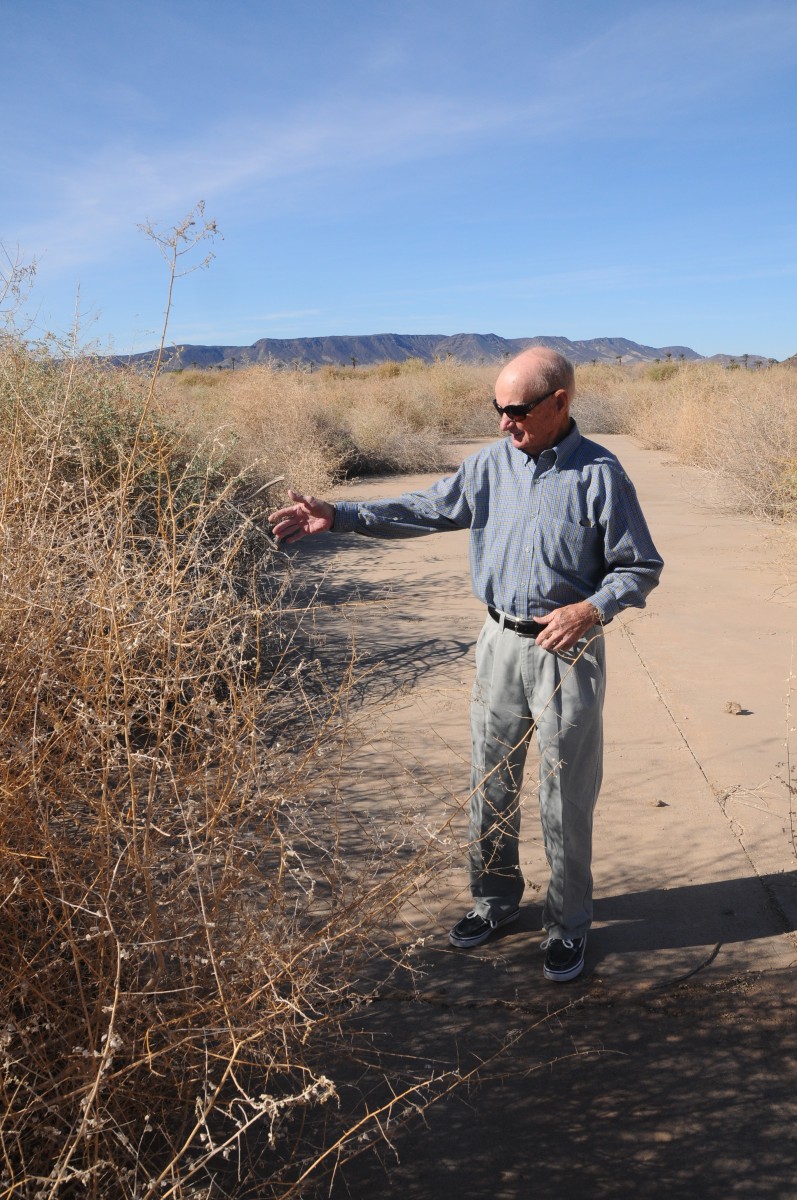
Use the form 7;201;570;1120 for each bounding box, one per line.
0;340;448;1198
154;355;797;524
156;361;496;492
571;364;636;436
574;362;797;521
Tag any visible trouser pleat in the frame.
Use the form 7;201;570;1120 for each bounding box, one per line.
468;617;605;937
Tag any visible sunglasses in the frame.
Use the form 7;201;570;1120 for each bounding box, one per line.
492;389;558;420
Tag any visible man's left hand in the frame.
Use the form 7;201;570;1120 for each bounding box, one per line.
534;601;600;653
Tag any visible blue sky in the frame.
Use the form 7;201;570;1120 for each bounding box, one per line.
4;0;797;357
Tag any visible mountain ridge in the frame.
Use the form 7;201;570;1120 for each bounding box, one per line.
113;333;775;370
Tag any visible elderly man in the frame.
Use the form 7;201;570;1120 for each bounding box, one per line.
269;348;663;982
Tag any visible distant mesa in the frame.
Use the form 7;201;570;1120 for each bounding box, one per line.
110;333;778;371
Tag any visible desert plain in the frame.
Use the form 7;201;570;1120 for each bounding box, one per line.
291;433;797;1199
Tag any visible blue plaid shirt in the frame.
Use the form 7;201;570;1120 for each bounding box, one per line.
332;422;663;622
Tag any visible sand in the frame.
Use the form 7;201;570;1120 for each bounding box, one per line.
286;435;797;1198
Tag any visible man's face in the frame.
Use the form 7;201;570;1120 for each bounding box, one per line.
495;376;571;456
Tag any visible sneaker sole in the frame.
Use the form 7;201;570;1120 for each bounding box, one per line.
542;934;587;982
543;958;585;982
448;908;521;948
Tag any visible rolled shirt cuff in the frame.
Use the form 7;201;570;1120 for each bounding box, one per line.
587;591;620;623
330;500;361;533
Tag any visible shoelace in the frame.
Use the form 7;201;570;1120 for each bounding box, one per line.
540;936;576;951
462;910;498;928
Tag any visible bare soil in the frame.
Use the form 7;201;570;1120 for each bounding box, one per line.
286;436;797;1199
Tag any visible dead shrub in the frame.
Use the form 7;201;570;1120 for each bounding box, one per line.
645;361;680;381
574;361;797;522
156;361;497;490
0;342;452;1198
572;365;633;436
156;355;797;522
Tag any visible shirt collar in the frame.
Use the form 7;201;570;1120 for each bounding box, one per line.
547;419;582;467
512;419;583;470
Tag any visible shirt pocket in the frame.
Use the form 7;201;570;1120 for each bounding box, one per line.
537;517;602;579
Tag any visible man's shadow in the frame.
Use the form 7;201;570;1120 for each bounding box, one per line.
435;870;797;972
590;869;797;958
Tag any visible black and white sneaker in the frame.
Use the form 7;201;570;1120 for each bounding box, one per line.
541;933;587;982
449;908;520;948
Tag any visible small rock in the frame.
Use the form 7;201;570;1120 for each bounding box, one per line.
653;798;669;807
724;700;743;715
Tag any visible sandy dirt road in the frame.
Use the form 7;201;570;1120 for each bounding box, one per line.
287;435;797;1198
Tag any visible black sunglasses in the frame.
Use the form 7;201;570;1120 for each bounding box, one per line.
492;389;558;420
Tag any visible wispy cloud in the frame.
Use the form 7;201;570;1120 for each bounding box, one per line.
377;258;797;309
383;266;646;301
10;0;797;278
545;1;797;124
12;93;511;272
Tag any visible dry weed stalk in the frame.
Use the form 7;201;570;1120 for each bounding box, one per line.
0;290;459;1194
0;245;37;329
786;643;796;859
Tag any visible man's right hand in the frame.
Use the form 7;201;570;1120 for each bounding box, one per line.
268;490;335;544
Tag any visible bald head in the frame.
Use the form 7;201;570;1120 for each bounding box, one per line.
497;347;576;404
493;347;576;456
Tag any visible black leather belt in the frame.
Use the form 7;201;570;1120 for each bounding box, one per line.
487;606;546;638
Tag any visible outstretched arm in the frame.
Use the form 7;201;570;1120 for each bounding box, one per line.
270;459;476;545
268;490;335;544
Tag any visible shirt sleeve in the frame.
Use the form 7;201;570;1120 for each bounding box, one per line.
332;462;474;538
587;467;664;621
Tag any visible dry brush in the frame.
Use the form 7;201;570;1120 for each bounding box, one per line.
3;332;796;1196
574;360;797;522
0;343;452;1198
155;359;497;496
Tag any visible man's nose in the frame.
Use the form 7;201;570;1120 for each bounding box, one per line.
499;413;516;433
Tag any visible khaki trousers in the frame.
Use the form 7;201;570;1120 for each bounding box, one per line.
469;615;606;939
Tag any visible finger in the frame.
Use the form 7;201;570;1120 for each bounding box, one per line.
272;492;310;521
288;489;314;507
281;529;307;545
268;506;298;523
540;630;572;653
271;518;303;540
